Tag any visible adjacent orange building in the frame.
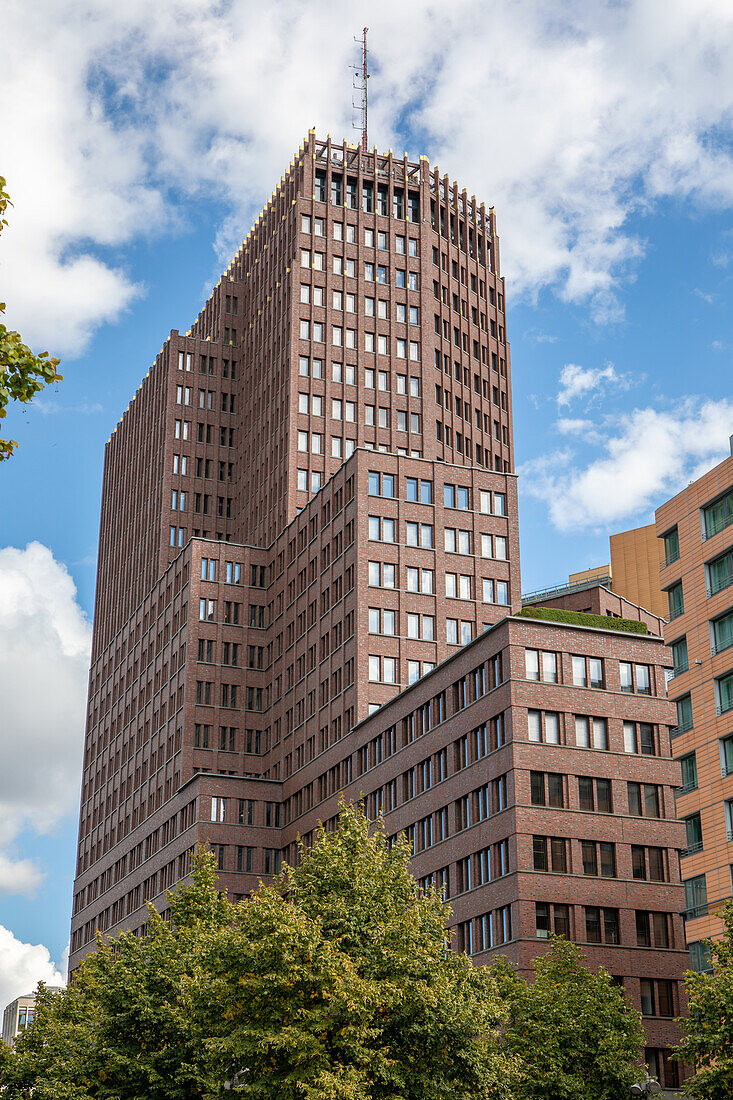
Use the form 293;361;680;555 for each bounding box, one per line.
656;442;733;968
611;525;667;621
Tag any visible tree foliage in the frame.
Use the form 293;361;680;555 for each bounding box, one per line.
675;899;733;1099
0;177;62;461
0;803;518;1099
490;936;646;1100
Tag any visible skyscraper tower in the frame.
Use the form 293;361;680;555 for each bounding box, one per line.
68;134;688;1084
71;131;518;967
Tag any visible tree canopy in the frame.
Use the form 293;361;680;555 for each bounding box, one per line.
0;804;518;1099
490;936;646;1100
0;177;62;461
675;898;733;1099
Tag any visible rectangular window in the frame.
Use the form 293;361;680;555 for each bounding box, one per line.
703;488;733;539
668;581;684;620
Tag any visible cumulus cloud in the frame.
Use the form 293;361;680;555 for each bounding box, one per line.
0;926;66;1010
520;398;733;532
557;362;630;406
0;543;91;896
4;0;733;352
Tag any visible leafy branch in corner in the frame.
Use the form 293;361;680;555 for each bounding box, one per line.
0;176;62;460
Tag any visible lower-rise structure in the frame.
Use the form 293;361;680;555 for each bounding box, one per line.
70;567;686;1087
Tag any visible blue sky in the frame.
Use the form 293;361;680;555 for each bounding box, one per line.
2;0;733;1002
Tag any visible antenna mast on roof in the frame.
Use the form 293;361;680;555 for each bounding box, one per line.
351;27;369;151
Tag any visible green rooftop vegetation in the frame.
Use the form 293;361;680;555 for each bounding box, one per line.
516;605;649;635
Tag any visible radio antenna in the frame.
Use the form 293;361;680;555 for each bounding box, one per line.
351;27;369;151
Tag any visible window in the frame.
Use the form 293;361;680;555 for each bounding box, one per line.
623;721;656;755
684;874;708;919
528;710;561;744
619;662;651;694
581;840;616;877
368;516;396;543
628;782;660;818
571;655;605;688
368;655;397;684
578;776;612;813
535;902;570;939
712;609;733;656
674;693;693;733
632;845;666;881
689;940;713;973
671;636;689;675
640;979;674;1017
575;716;609;750
717;670;733;714
444;528;471;554
444;484;471;510
667;581;684;619
585;906;619;945
405;477;432;503
680;752;698;792
406;522;433;548
684;811;703;852
702;488;733;539
199;598;216;621
525;649;558;683
663;526;680;564
530;771;564;808
533;836;567;873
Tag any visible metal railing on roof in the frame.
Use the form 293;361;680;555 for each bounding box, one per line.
521;576;612;605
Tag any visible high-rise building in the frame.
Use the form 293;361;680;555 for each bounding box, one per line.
656;439;733;966
72;131;517;965
69;132;686;1081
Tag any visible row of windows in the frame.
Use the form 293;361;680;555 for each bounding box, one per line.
533;835;668;881
300;251;420;291
193;725;265;753
173;420;235;447
301;214;419;255
369;472;506;517
530;771;666;818
176;351;236;378
525;649;653;694
175;387;236;412
198;599;265;627
535;902;676;959
299;316;422;356
527;709;660;756
413;844;510;913
312;171;420;219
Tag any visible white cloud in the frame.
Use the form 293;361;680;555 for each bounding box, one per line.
0;543;90;896
0;926;66;1011
521;398;733;531
557;362;630;406
4;0;733;352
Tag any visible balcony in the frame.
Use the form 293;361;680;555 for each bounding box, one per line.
682;903;709;920
671;717;693;738
681;840;704;858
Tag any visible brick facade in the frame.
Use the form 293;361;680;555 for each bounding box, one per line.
71;132;685;1087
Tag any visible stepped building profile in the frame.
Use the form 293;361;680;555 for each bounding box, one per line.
70;132;685;1087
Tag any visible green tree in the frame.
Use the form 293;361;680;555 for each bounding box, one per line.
1;803;518;1099
490;936;646;1100
674;898;733;1099
0;177;62;461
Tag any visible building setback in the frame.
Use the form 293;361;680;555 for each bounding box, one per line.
71;131;685;1084
656;442;733;965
